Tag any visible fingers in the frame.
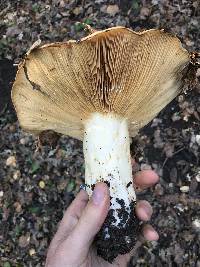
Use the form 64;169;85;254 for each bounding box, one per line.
134;170;159;190
131;159;159;241
64;183;110;251
57;190;89;237
117;224;159;265
135;200;159;240
135;200;159;241
142;224;159;241
46;190;89;258
136;200;153;221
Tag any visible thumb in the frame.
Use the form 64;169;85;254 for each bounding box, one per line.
67;182;110;250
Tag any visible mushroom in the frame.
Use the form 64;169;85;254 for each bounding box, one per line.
12;26;190;262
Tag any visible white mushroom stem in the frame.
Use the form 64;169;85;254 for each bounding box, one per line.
83;112;136;228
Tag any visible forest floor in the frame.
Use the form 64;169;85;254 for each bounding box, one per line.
0;1;200;266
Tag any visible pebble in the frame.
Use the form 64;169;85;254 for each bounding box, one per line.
140;7;150;18
20;137;29;145
192;218;200;231
9;124;16;132
106;5;119;16
171;112;181;122
14;202;22;213
29;248;36;256
185;39;194;47
59;0;65;8
19;234;30;248
57;179;67;191
20;138;26;145
0;191;4;197
13;170;21;180
73;6;83;16
39;181;45;189
195;173;200;182
6;156;16;167
175;203;186;212
196;68;200;77
195;135;200;145
154;183;164;196
180;185;189;193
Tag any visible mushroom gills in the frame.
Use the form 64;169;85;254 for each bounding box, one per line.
83;112;139;262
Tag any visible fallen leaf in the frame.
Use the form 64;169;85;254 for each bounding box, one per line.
106;5;119;16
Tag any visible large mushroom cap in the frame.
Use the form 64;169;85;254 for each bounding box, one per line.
12;26;190;140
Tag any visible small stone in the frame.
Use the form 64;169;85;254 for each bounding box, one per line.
9;124;16;132
87;6;93;15
138;156;143;162
6;156;16;167
195;135;200;145
19;234;30;248
7;12;17;21
180;185;189;193
13;170;21;180
183;115;189;122
186;173;192;182
195;172;200;182
152;0;158;4
57;179;68;191
140;7;150;17
178;95;184;103
154;183;164;196
18;32;23;40
106;5;119;16
59;0;65;7
192;218;200;231
14;202;22;213
151;118;162;127
39;180;45;189
20;138;27;145
0;191;4;197
196;68;200;77
60;11;69;17
73;6;83;16
185;39;194;47
171;112;181;121
176;203;184;212
29;248;36;256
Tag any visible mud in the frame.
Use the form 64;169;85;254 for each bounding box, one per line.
95;200;140;263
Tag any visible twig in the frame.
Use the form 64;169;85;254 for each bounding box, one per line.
162;147;185;167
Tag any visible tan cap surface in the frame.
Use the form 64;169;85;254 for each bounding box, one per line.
12;26;190;140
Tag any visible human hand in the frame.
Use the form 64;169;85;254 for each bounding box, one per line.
45;166;159;267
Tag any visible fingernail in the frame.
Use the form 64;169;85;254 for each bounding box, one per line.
92;186;105;206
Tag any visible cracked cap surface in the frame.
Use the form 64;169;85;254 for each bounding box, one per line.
12;26;190;140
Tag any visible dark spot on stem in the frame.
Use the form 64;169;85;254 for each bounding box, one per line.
126;181;132;188
91;184;95;191
104;180;110;188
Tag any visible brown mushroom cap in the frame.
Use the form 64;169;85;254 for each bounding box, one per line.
12;26;190;140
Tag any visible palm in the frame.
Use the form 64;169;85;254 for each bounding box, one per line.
46;167;159;267
81;247;129;267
